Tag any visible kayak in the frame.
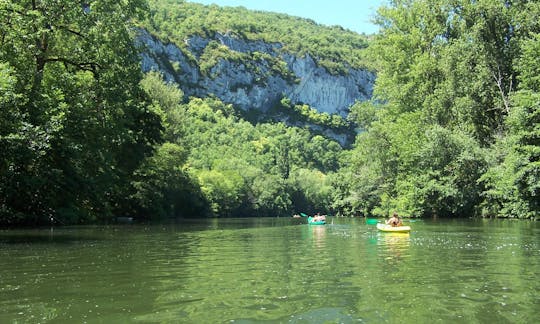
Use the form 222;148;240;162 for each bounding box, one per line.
377;223;410;232
308;217;326;225
377;223;410;233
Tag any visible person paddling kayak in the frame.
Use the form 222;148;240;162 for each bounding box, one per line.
386;212;403;227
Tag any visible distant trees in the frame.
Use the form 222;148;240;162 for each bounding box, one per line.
133;72;344;220
176;97;342;218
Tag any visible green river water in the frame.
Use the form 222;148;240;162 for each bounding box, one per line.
1;218;539;323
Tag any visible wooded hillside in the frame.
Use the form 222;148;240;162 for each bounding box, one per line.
1;0;538;225
144;0;371;74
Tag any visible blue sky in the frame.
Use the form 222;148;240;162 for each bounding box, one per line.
187;0;386;34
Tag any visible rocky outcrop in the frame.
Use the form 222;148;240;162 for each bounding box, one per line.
137;29;375;118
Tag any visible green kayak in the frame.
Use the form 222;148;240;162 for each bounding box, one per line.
308;217;326;225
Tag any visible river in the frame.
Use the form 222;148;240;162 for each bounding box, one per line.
1;218;539;323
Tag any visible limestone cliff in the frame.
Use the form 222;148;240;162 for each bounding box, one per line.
137;29;375;120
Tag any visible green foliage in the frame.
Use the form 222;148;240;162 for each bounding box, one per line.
479;32;540;219
198;40;247;76
271;98;352;139
0;0;161;225
131;142;206;219
136;71;343;218
195;168;245;216
289;168;333;214
349;100;380;130
483;91;540;219
516;34;540;92
250;174;292;216
340;111;489;217
174;96;342;216
3;0;539;223
369;0;519;143
335;0;540;219
139;71;184;142
144;0;371;73
509;33;540;218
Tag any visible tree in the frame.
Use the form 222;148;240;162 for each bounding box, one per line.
290;168;333;214
132;142;206;219
196;169;245;216
338;0;540;218
250;174;292;216
510;34;540;217
370;0;521;143
0;0;161;225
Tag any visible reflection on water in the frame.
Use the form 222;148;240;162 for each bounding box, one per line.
378;232;410;248
1;218;539;323
309;225;327;249
378;232;410;265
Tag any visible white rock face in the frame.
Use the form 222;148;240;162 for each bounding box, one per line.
137;29;375;118
285;54;374;116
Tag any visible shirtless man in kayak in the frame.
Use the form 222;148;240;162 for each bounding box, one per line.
313;212;326;222
386;212;403;227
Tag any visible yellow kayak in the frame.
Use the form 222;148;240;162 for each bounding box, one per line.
377;223;411;233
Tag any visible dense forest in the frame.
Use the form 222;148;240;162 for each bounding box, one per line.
0;0;538;226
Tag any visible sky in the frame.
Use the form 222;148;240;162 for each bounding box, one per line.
187;0;386;35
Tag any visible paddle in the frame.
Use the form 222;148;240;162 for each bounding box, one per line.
366;218;378;225
300;212;309;217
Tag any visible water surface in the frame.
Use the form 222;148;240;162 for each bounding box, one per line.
1;218;539;323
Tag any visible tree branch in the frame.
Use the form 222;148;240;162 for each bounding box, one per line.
56;24;86;38
45;57;100;74
492;66;512;114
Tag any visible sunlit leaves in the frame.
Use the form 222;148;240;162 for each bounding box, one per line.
340;0;540;218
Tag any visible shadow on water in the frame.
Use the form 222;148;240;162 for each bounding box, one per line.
150;217;308;232
0;227;107;245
